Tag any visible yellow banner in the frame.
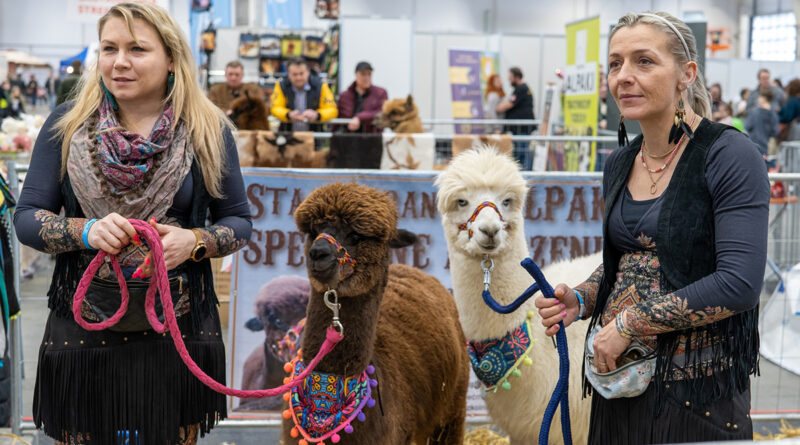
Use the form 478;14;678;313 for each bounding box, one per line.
564;17;600;171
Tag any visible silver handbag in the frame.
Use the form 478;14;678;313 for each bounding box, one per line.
585;326;656;399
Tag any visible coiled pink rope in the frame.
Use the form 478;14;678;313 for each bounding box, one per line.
72;219;342;398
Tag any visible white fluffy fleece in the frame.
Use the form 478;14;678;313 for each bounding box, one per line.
436;147;599;445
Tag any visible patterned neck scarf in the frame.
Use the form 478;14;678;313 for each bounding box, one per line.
467;316;535;391
94;95;175;193
67;95;194;220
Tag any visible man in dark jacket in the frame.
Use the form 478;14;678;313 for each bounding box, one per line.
336;61;388;133
497;67;536;169
57;60;82;106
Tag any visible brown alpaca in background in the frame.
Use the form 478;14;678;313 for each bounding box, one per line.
229;91;270;131
377;95;424;133
284;183;469;444
235;131;328;168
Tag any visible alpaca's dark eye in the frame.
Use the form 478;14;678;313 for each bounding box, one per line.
502;198;512;207
457;199;468;207
350;232;364;243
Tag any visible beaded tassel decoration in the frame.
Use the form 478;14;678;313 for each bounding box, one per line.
283;350;378;445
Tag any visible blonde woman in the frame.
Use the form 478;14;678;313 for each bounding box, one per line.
14;3;251;444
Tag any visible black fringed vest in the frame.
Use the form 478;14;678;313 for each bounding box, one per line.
591;119;759;408
47;162;218;334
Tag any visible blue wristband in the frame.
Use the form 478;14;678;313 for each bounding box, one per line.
574;289;585;320
82;219;98;250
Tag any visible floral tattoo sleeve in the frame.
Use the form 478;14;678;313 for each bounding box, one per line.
197;224;248;259
572;264;604;319
34;210;87;254
619;292;736;336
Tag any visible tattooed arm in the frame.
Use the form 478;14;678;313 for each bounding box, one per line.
14;103;90;254
199;127;252;258
618;131;769;337
572;264;604;320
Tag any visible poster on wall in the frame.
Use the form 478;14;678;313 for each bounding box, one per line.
314;0;340;19
448;49;484;134
226;168;603;417
239;33;260;59
564;16;600;172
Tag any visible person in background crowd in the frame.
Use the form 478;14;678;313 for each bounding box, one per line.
735;87;750;117
773;78;783;90
778;78;800;142
15;3;252;444
270;57;337;132
1;80;10;99
207;60;261;115
47;71;59;110
336;61;387;133
538;11;767;444
7;85;25;118
26;74;38;106
745;87;779;157
497;66;536;169
483;73;505;133
708;83;722;120
746;69;785;113
715;101;733;125
56;60;83;106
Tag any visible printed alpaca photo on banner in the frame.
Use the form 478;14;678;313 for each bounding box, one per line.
226;168;602;417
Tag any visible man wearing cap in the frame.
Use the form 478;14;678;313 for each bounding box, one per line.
336;61;388;133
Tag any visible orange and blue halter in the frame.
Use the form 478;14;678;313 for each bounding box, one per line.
457;201;505;239
314;233;357;279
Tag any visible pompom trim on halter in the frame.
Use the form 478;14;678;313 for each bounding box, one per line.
467;312;535;392
283;353;378;444
314;233;356;279
457;201;505;239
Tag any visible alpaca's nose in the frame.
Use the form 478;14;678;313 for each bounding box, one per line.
309;243;334;262
479;225;500;238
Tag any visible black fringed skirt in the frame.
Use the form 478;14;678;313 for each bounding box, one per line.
33;309;227;445
588;376;752;444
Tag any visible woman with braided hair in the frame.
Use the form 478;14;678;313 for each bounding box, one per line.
14;3;251;443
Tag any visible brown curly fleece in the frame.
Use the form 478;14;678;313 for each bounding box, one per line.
284;182;469;444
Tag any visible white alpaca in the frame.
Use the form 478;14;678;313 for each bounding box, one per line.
435;147;599;445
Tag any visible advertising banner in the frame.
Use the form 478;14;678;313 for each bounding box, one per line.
227;168;602;418
449;49;484;134
564;17;600;172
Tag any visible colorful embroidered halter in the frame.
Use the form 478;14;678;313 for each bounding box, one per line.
467;311;535;392
457;201;505;239
314;233;356;279
283;353;378;445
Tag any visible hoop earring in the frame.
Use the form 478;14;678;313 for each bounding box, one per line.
167;71;175;95
100;78;118;111
618;115;629;148
668;97;694;144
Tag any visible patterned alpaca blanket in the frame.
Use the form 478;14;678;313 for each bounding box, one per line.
380;133;435;170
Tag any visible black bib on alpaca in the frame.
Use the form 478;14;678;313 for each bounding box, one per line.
588;119;759;413
47;161;218;334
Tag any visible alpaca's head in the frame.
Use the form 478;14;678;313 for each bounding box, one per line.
294;182;417;295
244;275;310;363
229;90;267;130
435;146;528;257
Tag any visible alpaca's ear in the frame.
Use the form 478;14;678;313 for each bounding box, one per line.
405;94;414;110
245;317;264;331
244;89;251;100
389;229;417;248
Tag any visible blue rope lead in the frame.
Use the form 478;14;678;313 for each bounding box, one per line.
481;257;572;445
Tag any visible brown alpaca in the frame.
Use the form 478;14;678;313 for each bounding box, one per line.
254;132;328;168
230;91;270;131
377;95;424;133
285;183;469;445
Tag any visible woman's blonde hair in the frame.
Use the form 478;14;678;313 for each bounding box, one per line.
610;11;712;119
54;2;232;198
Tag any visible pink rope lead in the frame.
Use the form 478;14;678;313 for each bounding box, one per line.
72;219;343;399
